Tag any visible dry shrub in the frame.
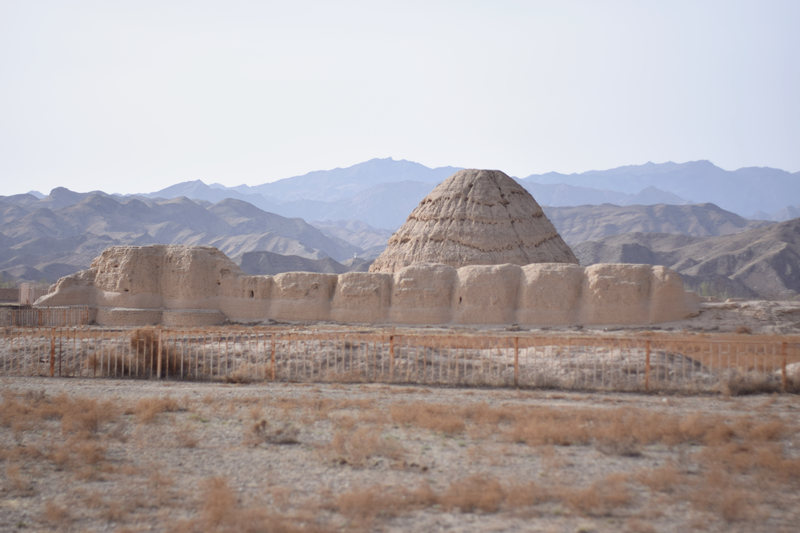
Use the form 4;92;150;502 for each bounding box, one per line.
635;463;682;493
200;477;238;529
719;370;780;396
506;406;755;452
390;402;466;434
626;518;657;533
133;396;181;424
462;401;516;426
440;474;505;513
224;363;259;384
503;481;554;508
0;391;37;434
333;482;437;525
72;438;107;465
43;501;72;525
506;408;592;446
329;427;405;467
147;466;177;503
561;474;632;516
85;349;130;377
4;464;33;494
174;476;308;533
1;390;66;436
175;423;199;448
1;391;117;441
57;438;111;481
84;328;185;378
335;486;401;523
245;419;300;446
690;469;760;522
130;328;185;377
60;396;118;436
101;499;129;522
698;440;798;479
735;417;787;442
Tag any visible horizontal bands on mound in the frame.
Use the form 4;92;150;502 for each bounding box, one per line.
370;169;577;273
405;212;547;225
390;232;568;257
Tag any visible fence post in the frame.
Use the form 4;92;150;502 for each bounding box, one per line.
270;336;276;381
156;328;163;379
645;340;651;392
781;341;788;393
389;335;395;382
49;328;55;377
514;337;519;387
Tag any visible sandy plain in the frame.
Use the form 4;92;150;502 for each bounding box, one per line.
1;374;799;533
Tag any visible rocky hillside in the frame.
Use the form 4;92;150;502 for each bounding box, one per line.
0;190;361;283
3;184;796;298
545;203;770;245
574;218;800;300
310;220;394;257
240;251;372;276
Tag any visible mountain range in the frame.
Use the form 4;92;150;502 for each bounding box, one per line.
524;160;800;219
574;218;800;300
0;191;360;283
544;203;770;245
143;158;799;228
4;157;799;300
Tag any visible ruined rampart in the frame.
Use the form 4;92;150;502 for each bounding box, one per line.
35;245;699;327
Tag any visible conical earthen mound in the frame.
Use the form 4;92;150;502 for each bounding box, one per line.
369;169;578;273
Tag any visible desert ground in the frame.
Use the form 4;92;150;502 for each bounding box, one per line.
1;375;799;533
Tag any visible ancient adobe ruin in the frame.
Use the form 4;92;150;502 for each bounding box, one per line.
35;170;699;327
370;169;578;272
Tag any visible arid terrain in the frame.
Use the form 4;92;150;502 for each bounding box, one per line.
1;376;798;532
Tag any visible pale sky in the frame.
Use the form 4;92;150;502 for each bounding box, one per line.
1;0;798;195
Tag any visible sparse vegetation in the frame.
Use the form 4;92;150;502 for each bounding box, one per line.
1;379;798;531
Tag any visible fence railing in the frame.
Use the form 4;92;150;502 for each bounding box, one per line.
0;326;798;393
0;306;90;327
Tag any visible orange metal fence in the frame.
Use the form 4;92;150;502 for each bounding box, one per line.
0;326;798;393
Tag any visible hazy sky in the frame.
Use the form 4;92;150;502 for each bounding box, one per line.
1;0;798;195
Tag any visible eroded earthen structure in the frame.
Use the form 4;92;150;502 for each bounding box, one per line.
370;169;577;273
36;169;701;327
36;245;699;327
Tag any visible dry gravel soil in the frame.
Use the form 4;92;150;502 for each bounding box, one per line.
1;376;799;533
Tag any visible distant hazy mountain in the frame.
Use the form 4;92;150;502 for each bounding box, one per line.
146;159;459;228
310;220;393;258
146;179;270;207
240;251;350;276
525;160;800;218
544;203;771;245
144;158;798;228
523;183;687;207
240;251;373;276
0;190;361;283
754;205;800;222
235;157;460;202
574;218;800;300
